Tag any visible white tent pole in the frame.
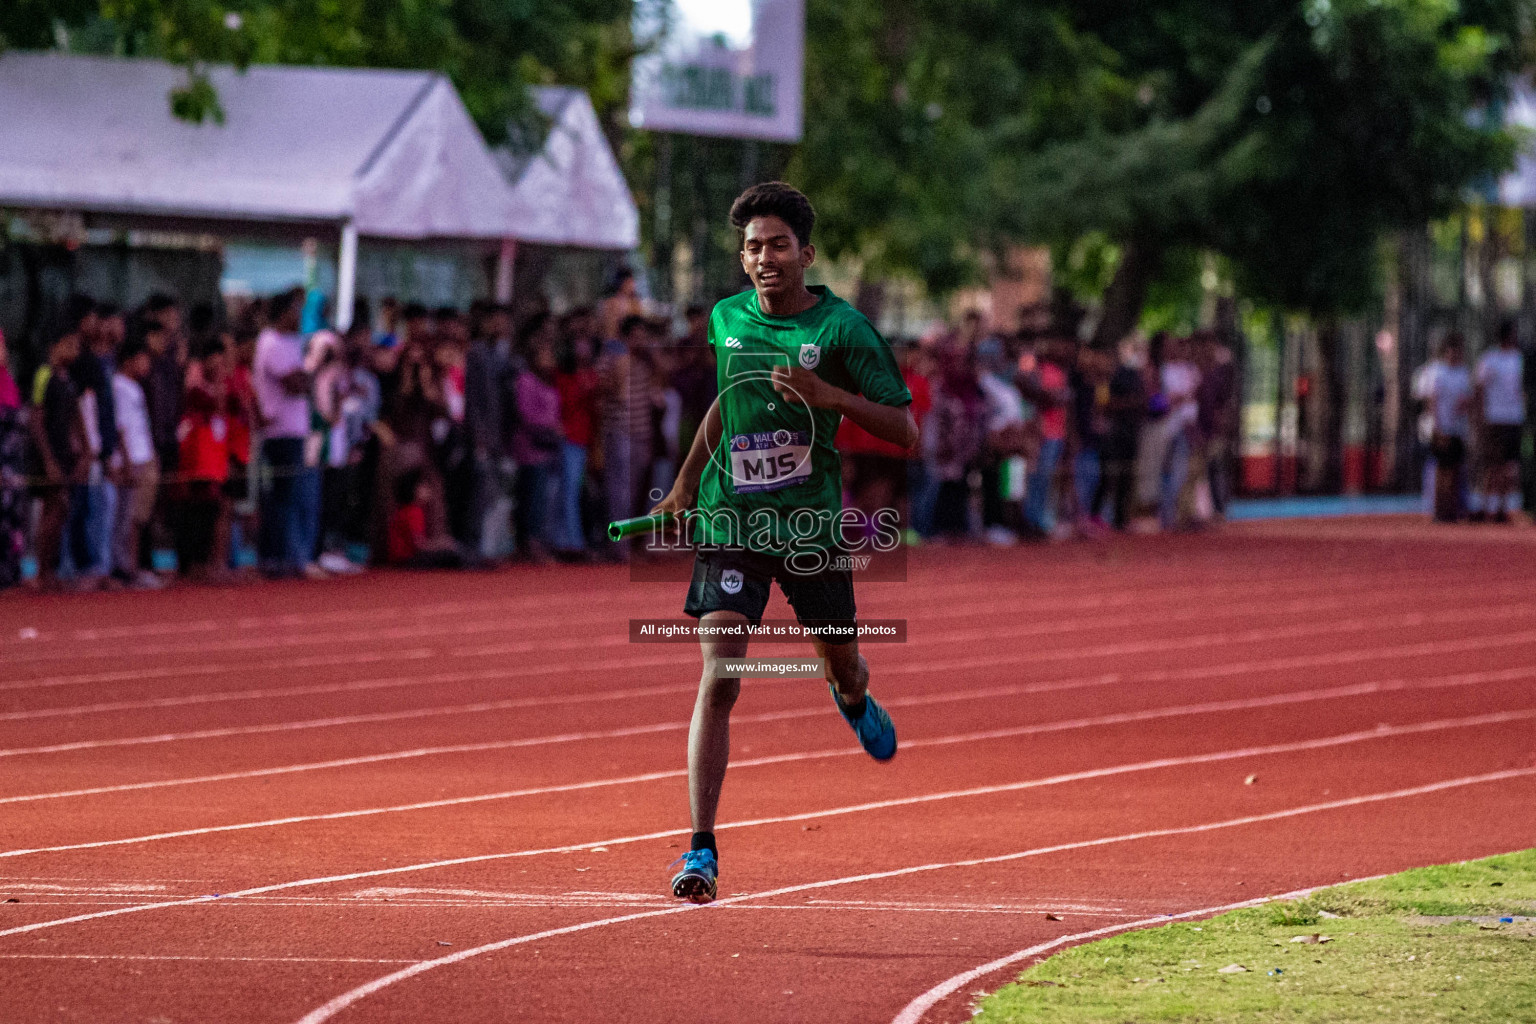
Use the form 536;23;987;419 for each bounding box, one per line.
495;237;517;304
336;220;359;331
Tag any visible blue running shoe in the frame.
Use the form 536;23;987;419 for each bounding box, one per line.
830;685;897;761
670;848;718;904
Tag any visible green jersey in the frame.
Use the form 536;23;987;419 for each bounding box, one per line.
694;285;911;556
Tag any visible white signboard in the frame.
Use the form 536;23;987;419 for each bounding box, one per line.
629;0;804;143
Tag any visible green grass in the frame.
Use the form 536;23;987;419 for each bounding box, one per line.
974;849;1536;1023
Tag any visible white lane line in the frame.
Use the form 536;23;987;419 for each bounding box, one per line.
0;700;1527;882
324;890;1130;916
909;600;1536;667
12;900;1139;917
900;623;1536;688
8;579;1511;719
460;581;1490;659
4;568;1514;683
7;601;1532;760
8;629;1533;806
357;891;1125;912
54;592;644;642
14;561;1460;646
0;577;1140;663
289;769;1536;1024
18;591;642;645
0;664;699;723
10;889;1134;916
0;585;1309;701
0;882;167;893
0;588;1312;712
0;953;421;965
0;650;437;695
0;617;627;666
0;571;1437;696
888;887;1346;1024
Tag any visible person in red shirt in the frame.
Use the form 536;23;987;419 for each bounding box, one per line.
553;331;599;558
386;468;468;569
176;338;232;581
836;344;931;537
1019;335;1073;537
224;319;258;572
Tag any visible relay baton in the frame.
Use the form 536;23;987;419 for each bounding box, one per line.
607;512;675;542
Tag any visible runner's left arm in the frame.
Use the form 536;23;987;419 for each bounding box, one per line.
770;317;917;450
770;364;916;449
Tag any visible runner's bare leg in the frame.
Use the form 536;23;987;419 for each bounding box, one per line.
816;635;868;704
690;610;751;832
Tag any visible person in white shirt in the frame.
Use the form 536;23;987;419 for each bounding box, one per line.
110;339;162;589
1157;335;1201;530
1411;352;1445;513
1430;334;1473;522
976;335;1027;545
1472;320;1525;523
253;287;313;577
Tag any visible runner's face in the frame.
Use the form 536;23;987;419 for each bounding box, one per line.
741;216;814;302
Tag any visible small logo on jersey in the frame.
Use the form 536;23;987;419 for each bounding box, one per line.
721;569;744;595
798;344;821;369
772;429;792;447
732;435;751;452
723;337;742;349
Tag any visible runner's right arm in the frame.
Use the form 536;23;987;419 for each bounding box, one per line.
653;396;721;515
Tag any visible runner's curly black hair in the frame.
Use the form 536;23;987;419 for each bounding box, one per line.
729;182;815;248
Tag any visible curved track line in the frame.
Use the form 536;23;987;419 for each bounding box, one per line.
887;886;1349;1024
288;768;1536;1024
1;709;1528;929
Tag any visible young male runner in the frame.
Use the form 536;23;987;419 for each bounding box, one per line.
652;183;919;903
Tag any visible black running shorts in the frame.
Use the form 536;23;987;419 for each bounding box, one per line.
683;547;857;645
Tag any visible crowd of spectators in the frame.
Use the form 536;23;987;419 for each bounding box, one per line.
0;275;718;591
1412;320;1529;524
0;286;1243;593
856;307;1239;548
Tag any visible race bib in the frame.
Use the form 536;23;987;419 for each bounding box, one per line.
728;430;812;493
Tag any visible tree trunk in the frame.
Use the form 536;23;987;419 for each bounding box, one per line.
1090;237;1161;349
1302;320;1346;493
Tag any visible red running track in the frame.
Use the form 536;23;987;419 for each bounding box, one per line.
1;519;1534;1024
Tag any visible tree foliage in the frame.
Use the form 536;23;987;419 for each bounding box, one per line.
789;0;1088;293
6;0;1532;323
0;0;637;144
793;0;1533;322
1006;0;1533;326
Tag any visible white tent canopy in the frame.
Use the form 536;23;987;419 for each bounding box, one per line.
0;51;639;323
499;87;640;251
0;51;525;240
